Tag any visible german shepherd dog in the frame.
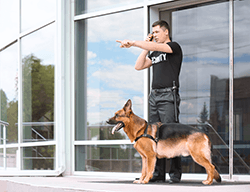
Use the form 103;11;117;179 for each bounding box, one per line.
107;99;221;185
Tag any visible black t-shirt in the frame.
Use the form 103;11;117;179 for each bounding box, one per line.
148;41;182;89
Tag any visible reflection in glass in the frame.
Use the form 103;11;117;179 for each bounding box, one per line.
6;148;18;168
22;145;55;170
0;0;18;48
21;0;56;32
21;24;55;142
233;0;250;174
161;1;229;173
75;145;141;172
0;43;18;143
75;9;144;140
75;0;143;15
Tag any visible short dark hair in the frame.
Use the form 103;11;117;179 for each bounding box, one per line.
152;20;170;36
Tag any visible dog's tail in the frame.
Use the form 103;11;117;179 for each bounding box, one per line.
214;169;222;183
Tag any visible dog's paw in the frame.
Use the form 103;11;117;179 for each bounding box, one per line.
202;180;212;185
141;180;149;184
133;180;142;184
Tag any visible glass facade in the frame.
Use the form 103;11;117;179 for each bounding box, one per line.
0;0;249;179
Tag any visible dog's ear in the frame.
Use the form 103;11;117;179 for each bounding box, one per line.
123;99;132;112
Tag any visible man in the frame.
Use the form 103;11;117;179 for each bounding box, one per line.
116;20;182;183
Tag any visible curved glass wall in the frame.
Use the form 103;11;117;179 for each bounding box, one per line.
0;0;56;173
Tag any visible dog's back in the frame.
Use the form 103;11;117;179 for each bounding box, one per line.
158;123;205;140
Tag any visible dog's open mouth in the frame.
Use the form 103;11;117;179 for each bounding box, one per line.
111;122;125;134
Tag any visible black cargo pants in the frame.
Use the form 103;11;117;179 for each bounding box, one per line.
149;88;182;180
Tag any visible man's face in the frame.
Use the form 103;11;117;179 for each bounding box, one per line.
152;25;168;43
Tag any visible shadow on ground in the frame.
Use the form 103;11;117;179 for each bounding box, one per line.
84;180;250;187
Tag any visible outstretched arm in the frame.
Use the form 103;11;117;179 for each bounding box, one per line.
116;39;173;53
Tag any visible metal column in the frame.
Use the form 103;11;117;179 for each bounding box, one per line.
229;0;234;180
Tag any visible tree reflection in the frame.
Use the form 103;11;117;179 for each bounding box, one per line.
22;54;54;122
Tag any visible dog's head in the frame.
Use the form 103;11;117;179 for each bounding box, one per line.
107;99;133;135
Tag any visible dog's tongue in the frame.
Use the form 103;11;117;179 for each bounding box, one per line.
112;123;122;134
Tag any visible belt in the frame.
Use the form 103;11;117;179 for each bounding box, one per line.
152;87;173;93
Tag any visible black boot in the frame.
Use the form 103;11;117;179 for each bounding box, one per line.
169;156;182;183
149;158;166;182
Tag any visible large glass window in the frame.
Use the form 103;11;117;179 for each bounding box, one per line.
0;44;18;144
21;24;55;143
21;0;56;32
233;0;250;174
75;9;144;141
75;0;143;15
161;1;230;174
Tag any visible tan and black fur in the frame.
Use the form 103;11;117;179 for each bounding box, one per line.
107;99;221;185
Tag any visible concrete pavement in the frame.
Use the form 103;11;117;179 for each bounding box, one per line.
0;174;249;192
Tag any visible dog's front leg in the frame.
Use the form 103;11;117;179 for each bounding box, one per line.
141;153;157;184
133;155;147;184
133;140;157;184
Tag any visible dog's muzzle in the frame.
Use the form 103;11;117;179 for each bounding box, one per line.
107;120;125;134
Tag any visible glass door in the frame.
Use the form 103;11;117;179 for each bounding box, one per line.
160;1;230;174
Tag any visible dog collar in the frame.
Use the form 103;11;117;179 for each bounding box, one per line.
134;124;158;144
